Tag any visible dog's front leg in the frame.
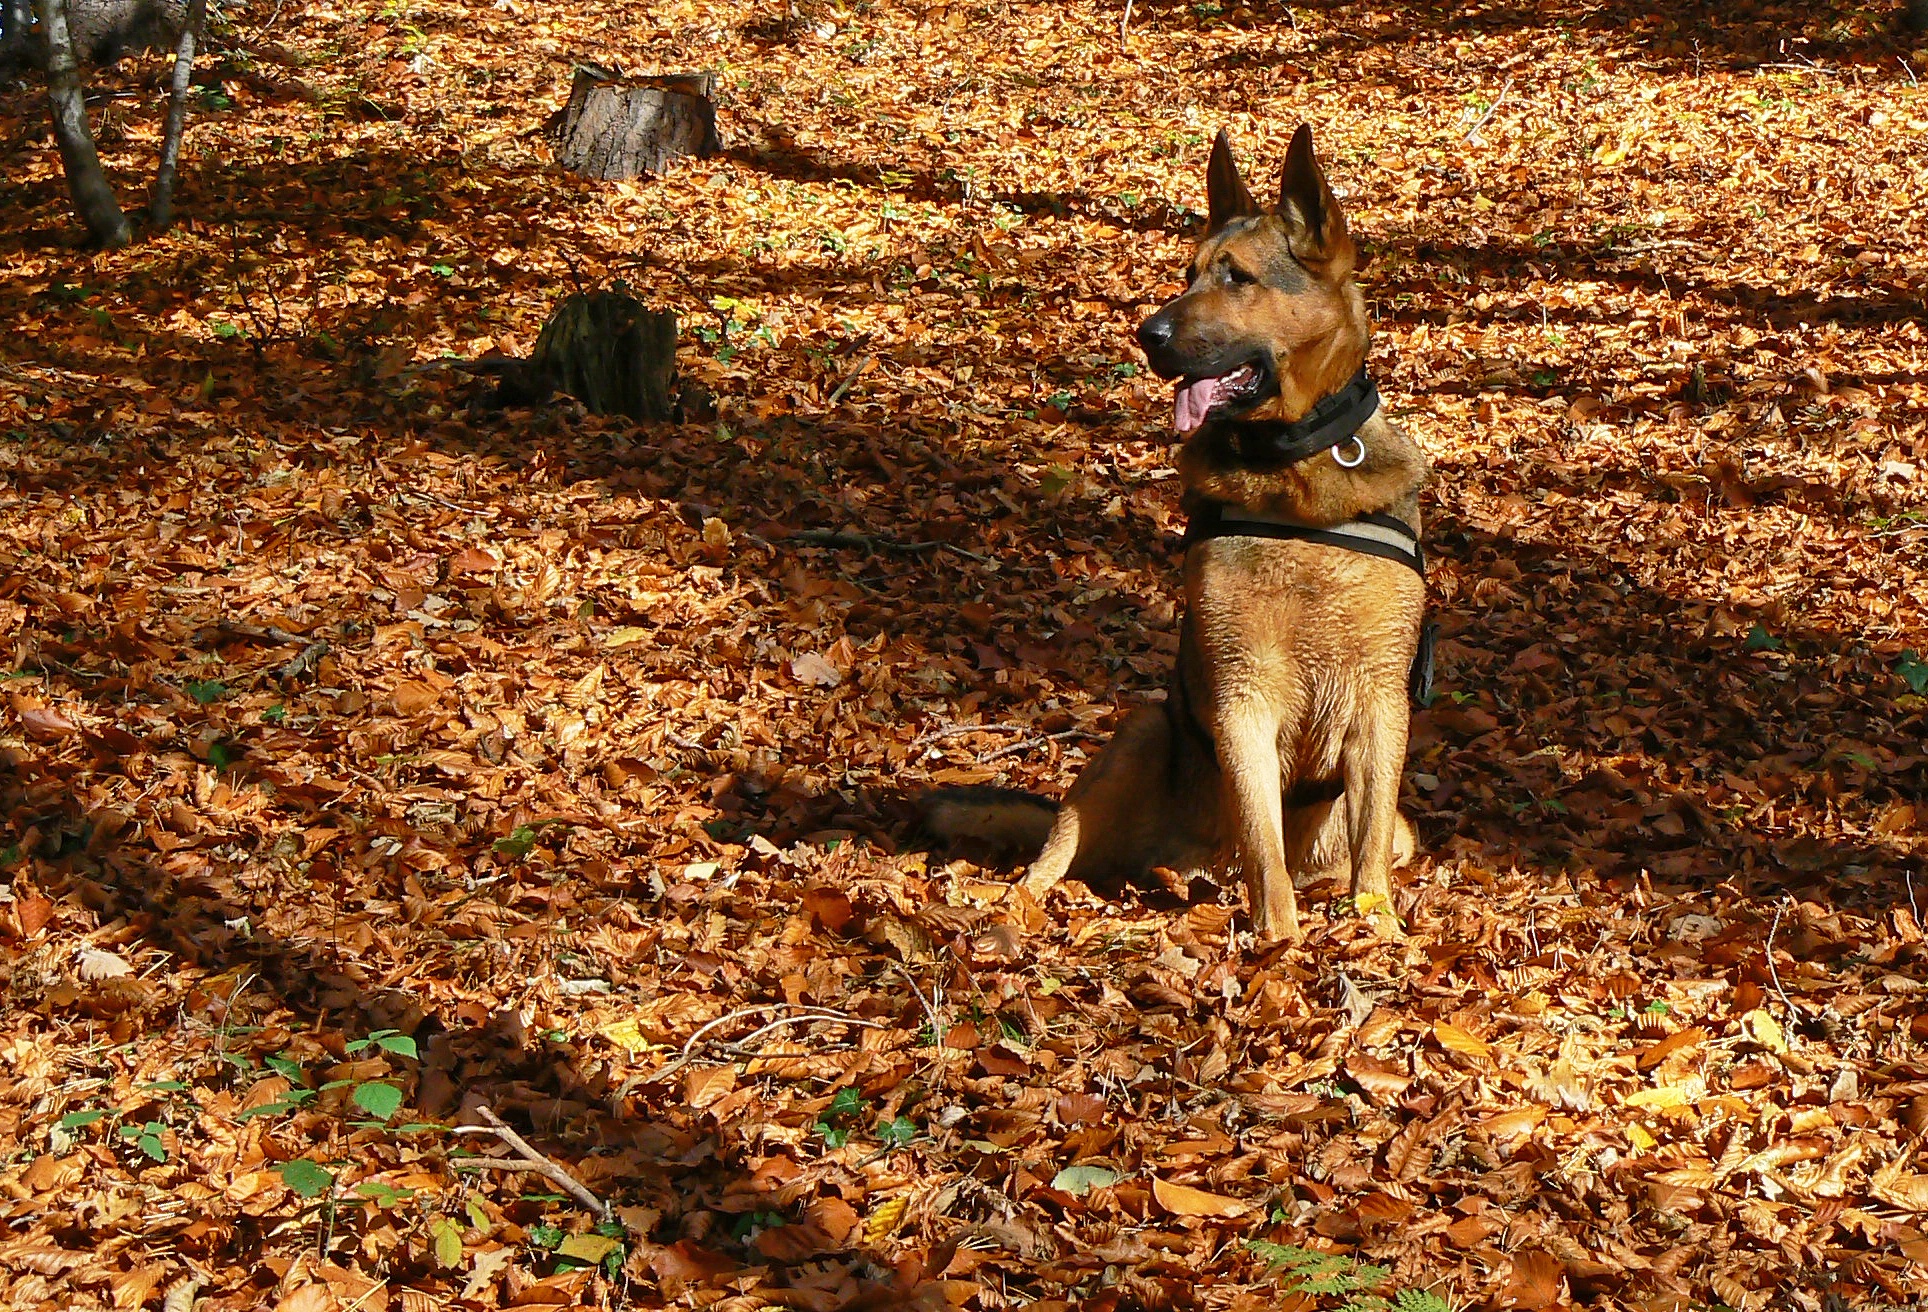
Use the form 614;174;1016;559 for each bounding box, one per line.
1342;693;1409;936
1216;706;1298;941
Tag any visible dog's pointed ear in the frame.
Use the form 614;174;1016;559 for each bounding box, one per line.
1206;128;1258;234
1280;124;1353;269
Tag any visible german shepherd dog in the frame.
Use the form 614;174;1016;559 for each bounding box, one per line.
927;125;1429;942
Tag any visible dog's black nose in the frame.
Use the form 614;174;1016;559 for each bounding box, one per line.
1137;313;1174;353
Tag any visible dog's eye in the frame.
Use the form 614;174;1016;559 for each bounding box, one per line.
1224;263;1258;286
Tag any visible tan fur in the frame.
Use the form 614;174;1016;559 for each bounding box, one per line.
928;126;1429;943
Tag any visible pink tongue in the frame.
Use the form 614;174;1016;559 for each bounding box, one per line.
1174;375;1236;435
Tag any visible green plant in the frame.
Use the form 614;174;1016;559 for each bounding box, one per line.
1898;650;1928;695
814;1087;866;1148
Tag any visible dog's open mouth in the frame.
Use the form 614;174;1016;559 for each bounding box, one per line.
1173;361;1268;435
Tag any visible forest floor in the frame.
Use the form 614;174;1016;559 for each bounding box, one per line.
3;1;1928;1309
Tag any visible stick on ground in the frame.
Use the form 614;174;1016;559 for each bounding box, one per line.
449;1105;611;1221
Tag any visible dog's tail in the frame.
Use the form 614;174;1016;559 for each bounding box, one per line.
919;786;1058;856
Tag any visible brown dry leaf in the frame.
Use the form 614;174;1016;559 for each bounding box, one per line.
1149;1176;1249;1219
112;1264;170;1310
1432;1021;1492;1062
15;895;54;937
1499;1249;1564;1309
391;681;441;716
75;947;135;981
274;1286;339;1312
1636;1026;1708;1071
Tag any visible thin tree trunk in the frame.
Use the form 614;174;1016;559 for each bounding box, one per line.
1;0;32;67
32;0;131;248
149;0;204;228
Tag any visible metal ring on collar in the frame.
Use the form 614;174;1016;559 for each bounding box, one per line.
1332;435;1367;468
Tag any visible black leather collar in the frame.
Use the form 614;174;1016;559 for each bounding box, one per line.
1199;366;1379;468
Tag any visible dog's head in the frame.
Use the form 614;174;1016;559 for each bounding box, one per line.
1138;125;1369;436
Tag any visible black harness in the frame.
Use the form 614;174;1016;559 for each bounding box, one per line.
1180;368;1438;705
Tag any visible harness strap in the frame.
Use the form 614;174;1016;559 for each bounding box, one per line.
1183;503;1436;706
1183;503;1426;577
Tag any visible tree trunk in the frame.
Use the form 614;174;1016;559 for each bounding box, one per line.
2;0;31;67
514;291;678;422
547;69;720;181
33;0;130;248
148;0;203;228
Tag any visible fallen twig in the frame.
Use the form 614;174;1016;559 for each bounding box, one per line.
209;619;311;646
449;1105;610;1221
648;1003;877;1084
278;641;331;682
890;961;946;1047
1765;895;1797;1025
980;727;1100;764
910;721;1029;751
1464;76;1511;143
785;528;996;567
826;354;876;406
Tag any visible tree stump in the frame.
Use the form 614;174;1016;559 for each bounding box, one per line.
513;291;678;422
548;69;720;180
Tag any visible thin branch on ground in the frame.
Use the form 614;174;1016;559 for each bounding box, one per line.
890;961;946;1047
910;721;1029;751
449;1106;611;1221
980;727;1100;764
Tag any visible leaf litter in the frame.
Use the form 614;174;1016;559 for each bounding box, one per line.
1;0;1927;1310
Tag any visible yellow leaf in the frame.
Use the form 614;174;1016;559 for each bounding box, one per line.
863;1195;908;1244
1433;1021;1492;1061
432;1216;464;1268
598;1018;651;1053
1627;1123;1658;1152
1150;1176;1249;1218
1625;1085;1690;1110
557;1233;621;1263
1354;892;1391;916
1741;1008;1787;1053
600;626;653;649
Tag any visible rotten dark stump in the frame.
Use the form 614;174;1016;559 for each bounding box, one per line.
547;68;720;180
495;291;678;422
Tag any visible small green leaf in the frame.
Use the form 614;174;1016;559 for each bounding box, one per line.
265;1054;304;1082
262;703;288;725
1744;623;1783;652
431;1216;464;1267
826;1087;864;1119
467;1193;490;1230
352;1081;404;1120
376;1033;419;1059
493;824;539;857
529;1222;565;1249
206;740;241;769
58;1109;107;1129
185;679;228;704
279;1158;335;1198
140;1079;190;1092
137;1129;168;1162
1049;1164;1121;1197
877;1115;917;1149
1898;650;1928;695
